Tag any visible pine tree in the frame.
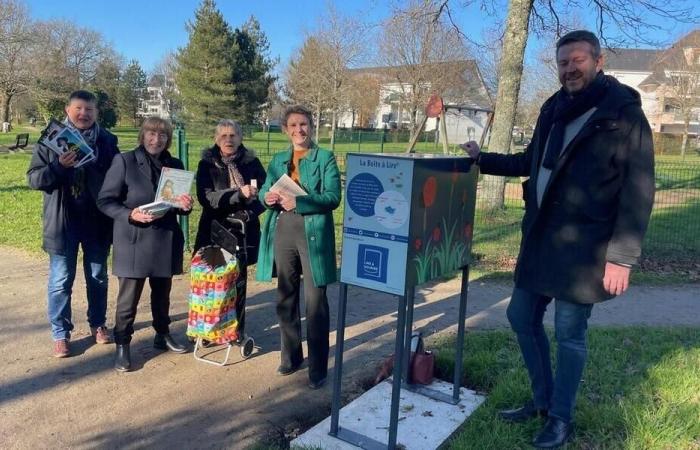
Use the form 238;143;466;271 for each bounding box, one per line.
230;16;276;124
94;90;117;128
118;59;146;126
175;0;236;131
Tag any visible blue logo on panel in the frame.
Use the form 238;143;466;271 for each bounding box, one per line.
357;245;389;283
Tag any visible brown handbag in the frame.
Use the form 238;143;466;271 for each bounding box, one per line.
410;350;435;385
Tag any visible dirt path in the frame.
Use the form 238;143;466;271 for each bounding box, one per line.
0;246;697;449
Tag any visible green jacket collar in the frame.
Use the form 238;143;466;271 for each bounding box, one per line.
280;142;320;164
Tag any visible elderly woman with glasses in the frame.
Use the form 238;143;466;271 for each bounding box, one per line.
98;117;193;372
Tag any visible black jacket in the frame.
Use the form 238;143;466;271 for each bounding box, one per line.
194;145;266;264
27;126;119;254
97;147;191;278
479;76;655;303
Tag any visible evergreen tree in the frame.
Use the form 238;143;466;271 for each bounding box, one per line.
118;59;146;126
94;90;117;128
231;16;276;124
91;57;121;121
175;0;236;131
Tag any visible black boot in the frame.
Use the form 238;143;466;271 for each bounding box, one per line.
532;418;574;448
114;344;131;372
154;333;187;353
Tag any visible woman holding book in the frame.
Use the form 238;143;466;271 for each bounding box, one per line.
98;117;193;372
256;105;341;390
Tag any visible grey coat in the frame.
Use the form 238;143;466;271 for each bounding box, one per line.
479;77;655;303
97;147;190;278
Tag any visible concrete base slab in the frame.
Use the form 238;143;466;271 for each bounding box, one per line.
291;378;485;449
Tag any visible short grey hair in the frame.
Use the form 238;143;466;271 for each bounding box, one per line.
215;119;243;138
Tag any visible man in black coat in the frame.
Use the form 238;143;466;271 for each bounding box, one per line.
462;30;655;448
27;90;120;357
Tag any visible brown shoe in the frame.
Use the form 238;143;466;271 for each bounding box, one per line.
53;339;70;358
91;326;113;344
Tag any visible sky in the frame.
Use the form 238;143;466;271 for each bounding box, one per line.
24;0;698;75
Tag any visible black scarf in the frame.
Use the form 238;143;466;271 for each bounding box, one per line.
540;71;609;169
144;147;169;188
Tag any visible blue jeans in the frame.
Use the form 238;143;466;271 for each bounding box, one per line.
47;239;110;340
506;288;593;423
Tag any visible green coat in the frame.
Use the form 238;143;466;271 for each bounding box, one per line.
256;144;341;287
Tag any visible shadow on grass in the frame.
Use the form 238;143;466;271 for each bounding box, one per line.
434;326;700;449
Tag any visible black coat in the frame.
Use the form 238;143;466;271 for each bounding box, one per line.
194;145;266;264
479;76;655;303
27;127;119;254
97;147;191;278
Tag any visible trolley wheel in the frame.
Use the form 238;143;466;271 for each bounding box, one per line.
240;336;255;359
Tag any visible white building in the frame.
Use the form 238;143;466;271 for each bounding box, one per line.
137;75;171;119
605;30;700;138
338;60;493;144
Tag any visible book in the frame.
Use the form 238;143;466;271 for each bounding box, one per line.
137;200;173;218
39;119;96;168
137;167;195;216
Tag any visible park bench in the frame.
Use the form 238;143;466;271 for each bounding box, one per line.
8;133;29;151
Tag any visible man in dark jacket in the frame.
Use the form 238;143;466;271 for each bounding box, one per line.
461;30;655;448
27;90;119;358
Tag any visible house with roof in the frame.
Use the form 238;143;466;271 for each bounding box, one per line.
337;60;493;144
605;30;700;142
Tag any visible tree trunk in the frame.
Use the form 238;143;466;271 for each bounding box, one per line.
330;109;337;151
481;0;533;211
681;119;689;159
314;106;321;143
0;94;11;124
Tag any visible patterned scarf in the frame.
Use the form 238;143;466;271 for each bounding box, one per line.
220;147;246;189
63;118;100;199
64;117;99;149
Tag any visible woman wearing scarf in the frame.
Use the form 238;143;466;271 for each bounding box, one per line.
98;117;194;372
193;119;266;336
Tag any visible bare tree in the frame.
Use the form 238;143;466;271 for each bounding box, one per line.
436;0;698;210
345;73;381;127
152;52;181;122
0;0;33;123
314;5;368;147
28;20;111;121
285;37;332;142
378;0;469;133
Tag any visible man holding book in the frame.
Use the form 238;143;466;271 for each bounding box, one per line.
27;90;120;357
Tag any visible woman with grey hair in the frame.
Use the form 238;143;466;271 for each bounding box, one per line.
193;119;266;332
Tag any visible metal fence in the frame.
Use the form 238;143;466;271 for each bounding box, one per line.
181;128;700;276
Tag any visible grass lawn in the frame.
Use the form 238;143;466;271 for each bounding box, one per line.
434;326;700;450
3;127;699;283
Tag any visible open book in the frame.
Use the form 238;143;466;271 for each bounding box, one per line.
138;167;195;217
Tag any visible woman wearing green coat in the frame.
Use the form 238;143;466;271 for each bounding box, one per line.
256;105;341;390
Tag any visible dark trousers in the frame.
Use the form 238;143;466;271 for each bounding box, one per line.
506;288;593;423
274;211;329;382
114;277;172;345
